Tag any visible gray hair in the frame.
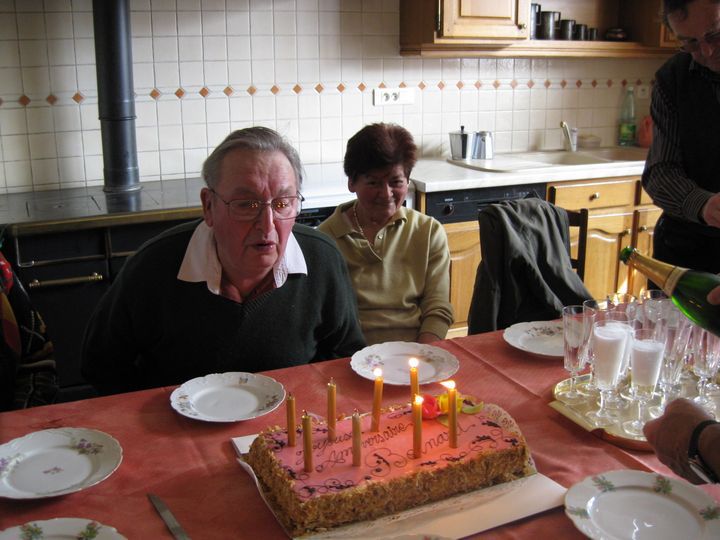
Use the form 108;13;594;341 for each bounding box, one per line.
663;0;720;24
201;127;304;190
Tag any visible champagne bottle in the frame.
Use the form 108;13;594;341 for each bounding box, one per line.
619;247;720;336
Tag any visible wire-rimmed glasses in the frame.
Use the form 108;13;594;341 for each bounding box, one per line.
677;28;720;53
210;189;304;221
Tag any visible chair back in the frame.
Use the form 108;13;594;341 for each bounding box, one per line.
565;208;589;281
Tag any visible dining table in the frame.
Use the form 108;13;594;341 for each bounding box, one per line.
1;329;719;539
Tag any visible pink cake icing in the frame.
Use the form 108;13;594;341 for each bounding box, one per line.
257;403;526;501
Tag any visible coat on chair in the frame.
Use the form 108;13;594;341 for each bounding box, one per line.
468;198;592;334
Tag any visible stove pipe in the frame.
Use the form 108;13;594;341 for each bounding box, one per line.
92;0;141;193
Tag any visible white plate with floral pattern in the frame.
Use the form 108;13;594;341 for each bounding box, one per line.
170;372;285;422
0;518;126;539
350;342;459;385
0;428;123;499
565;469;720;539
503;320;563;358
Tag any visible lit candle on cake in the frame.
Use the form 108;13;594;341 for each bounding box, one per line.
408;357;420;399
327;378;336;441
371;368;383;432
302;411;313;472
286;393;296;447
412;395;423;459
441;380;458;448
352;409;362;466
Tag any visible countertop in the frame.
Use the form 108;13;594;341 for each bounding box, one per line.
0;149;648;235
409;156;646;193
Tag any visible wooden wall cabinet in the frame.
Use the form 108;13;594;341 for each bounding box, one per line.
441;0;530;40
401;0;676;58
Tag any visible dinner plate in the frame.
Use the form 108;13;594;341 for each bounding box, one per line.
0;518;126;539
170;372;285;422
565;469;720;539
350;342;459;385
0;428;123;499
503;320;563;358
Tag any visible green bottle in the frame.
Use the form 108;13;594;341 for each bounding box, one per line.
619;247;720;336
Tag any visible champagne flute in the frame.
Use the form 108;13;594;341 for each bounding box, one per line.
586;319;633;428
691;327;720;415
649;310;693;418
641;289;668;331
622;327;665;436
558;305;591;404
578;299;614;395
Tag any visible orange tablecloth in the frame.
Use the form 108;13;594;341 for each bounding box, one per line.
1;331;718;538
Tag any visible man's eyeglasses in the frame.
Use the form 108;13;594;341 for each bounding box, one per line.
678;29;720;53
210;189;304;221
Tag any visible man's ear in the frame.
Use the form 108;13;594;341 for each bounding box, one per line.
200;187;214;226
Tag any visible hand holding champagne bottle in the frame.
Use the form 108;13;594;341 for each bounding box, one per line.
619;247;720;337
708;286;720;305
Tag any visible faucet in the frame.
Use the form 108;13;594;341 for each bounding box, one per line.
560;121;577;152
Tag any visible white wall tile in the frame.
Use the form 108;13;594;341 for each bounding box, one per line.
136;151;160;177
79;103;100;130
275;36;297;59
134;62;156;88
184;147;207;172
226;10;250;35
178;11;202;35
250;10;273;35
0;41;20;67
31;157;59;184
56;130;83;156
251;58;274;83
50;65;77;91
26;106;54;133
19;40;48;67
53;105;81;131
155;62;181;87
181;97;207;123
228;60;251;84
152;11;178;36
180;61;204;86
0;13;18;40
17;14;46;39
160;149;185;174
74;38;95;64
0;68;23;94
136;125;159;151
81;129;102;154
76;64;97;91
2;135;30;161
5;160;32;188
45;12;73;38
58;156;85;182
183;121;209;146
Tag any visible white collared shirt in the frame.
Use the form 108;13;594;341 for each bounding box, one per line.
177;221;307;296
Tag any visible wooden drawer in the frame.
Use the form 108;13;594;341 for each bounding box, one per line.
548;177;639;210
638;186;655;206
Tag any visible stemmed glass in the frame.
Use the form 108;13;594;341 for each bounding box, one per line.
558;305;592;404
622;327;665;436
586;319;633;428
578;299;614;396
691;327;720;416
641;289;668;331
649;310;693;418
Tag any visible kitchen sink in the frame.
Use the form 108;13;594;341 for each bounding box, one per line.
448;146;648;173
505;151;609;166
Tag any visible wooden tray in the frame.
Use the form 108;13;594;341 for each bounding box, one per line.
549;375;652;452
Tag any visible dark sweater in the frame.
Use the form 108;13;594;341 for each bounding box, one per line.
81;221;365;395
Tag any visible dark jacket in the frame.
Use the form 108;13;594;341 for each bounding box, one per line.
468;198;591;334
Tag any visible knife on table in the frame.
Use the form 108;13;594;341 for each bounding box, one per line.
148;493;192;540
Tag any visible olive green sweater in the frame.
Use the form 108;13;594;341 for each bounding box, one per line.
318;204;453;345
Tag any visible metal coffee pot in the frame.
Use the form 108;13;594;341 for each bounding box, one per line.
472;131;494;160
449;126;474;160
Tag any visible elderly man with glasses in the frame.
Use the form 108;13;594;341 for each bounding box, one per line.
642;0;720;276
81;127;365;396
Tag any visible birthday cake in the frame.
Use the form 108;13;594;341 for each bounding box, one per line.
243;400;531;537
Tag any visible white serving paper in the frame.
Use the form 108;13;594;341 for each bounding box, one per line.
232;435;566;540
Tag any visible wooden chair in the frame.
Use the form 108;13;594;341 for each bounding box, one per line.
565;208;589;282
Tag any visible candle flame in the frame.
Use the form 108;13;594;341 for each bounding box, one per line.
328;377;335;386
414;395;424;405
373;367;383;377
440;380;456;390
408;357;419;368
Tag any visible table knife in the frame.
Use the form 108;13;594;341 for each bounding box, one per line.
148;493;192;540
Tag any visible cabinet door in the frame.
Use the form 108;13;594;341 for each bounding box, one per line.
629;205;663;296
441;0;530;39
444;220;481;337
548;177;638;211
582;208;635;299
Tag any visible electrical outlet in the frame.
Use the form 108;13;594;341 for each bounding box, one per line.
372;87;415;106
636;84;650;99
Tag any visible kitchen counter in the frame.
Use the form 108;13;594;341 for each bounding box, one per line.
409;154;647;193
